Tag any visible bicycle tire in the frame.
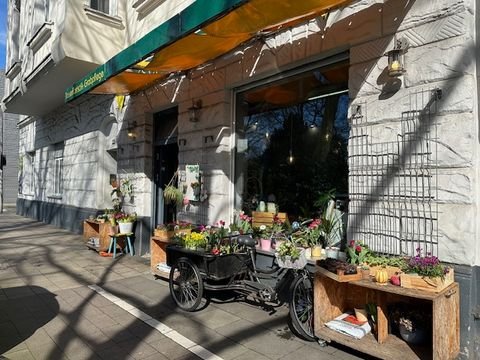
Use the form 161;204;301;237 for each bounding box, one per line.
169;257;204;311
289;273;316;341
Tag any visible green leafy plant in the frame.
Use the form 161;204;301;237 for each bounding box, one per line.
164;185;184;207
276;241;301;262
116;212;137;223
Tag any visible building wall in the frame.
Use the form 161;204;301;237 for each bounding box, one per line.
61;0;127;64
0;70;20;208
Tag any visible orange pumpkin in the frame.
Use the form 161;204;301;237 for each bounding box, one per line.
375;268;389;284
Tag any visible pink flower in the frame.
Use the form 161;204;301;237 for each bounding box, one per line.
219;220;226;227
356;245;362;253
349;240;355;247
183;197;190;205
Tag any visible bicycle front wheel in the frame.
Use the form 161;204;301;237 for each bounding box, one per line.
289;273;315;341
169;257;204;311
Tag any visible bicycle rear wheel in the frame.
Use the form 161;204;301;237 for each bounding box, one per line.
169;257;204;311
289;273;315;341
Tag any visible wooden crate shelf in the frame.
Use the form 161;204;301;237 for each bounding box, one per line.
83;220;111;252
314;271;460;360
150;236;172;280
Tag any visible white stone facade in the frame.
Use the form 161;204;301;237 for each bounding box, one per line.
15;0;480;270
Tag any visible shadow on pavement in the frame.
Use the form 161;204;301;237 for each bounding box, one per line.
0;286;59;355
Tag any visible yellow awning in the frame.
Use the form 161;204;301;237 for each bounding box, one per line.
66;0;351;101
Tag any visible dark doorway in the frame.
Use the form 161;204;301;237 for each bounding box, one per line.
153;107;178;226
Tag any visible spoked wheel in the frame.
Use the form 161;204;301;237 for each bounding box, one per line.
169;257;204;311
289;273;315;341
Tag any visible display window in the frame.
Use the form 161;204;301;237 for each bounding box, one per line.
234;58;350;219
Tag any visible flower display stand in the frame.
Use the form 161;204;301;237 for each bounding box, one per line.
314;269;460;360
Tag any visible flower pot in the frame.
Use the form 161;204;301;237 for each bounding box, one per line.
118;222;133;234
325;247;339;259
260;238;271;251
311;245;322;257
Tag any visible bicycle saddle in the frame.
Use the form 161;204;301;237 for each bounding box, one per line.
236;235;256;248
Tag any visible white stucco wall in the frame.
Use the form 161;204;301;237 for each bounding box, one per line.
15;0;479;267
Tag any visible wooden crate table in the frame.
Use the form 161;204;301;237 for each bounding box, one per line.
314;269;460;360
83;220;112;252
150;236;172;279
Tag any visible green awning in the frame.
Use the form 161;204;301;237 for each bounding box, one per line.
65;0;351;102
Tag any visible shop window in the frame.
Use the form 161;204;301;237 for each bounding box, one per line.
234;59;350;220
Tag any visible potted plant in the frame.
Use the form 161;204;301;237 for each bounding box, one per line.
236;211;252;235
253;225;272;250
117;212;137;234
400;247;453;292
346;240;369;266
183;231;207;251
275;240;306;269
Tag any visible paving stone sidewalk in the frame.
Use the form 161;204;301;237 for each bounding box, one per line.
0;210;369;360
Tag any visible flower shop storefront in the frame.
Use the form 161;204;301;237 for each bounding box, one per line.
64;0;478;357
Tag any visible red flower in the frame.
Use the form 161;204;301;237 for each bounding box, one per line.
356;245;362;253
349;240;355;247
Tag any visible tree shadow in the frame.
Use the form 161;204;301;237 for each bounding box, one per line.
0;286;59;355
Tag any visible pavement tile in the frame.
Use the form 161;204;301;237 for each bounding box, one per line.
24;329;54;349
192;308;242;330
239;329;304;359
278;344;337;360
61;339;96;360
26;339;67;360
231;349;271;360
87;314;119;329
116;339;159;359
1;348;36;360
149;337;199;360
100;325;136;343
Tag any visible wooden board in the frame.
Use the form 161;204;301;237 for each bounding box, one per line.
432;283;460;359
150;236;171;279
316;265;362;282
400;269;454;293
252;211;287;228
316;327;431;360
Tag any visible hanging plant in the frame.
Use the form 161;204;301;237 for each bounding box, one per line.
164;171;184;207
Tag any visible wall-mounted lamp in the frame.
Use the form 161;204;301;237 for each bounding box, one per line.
385;37;409;77
188;99;202;122
127;121;137;139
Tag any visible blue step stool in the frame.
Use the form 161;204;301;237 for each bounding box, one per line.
108;233;134;259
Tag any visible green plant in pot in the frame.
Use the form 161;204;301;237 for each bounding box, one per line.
164;171;184;212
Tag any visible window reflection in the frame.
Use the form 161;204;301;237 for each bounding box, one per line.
235;61;350;219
